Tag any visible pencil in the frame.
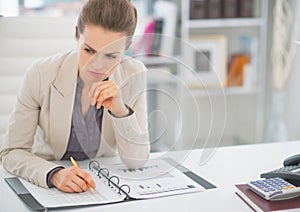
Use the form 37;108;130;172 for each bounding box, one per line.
70;157;95;193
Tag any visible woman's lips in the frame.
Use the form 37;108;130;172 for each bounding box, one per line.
88;70;105;79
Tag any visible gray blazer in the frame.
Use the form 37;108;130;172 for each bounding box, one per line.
0;51;150;188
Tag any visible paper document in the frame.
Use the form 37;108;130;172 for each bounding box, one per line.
6;158;208;209
19;169;125;208
101;159;205;199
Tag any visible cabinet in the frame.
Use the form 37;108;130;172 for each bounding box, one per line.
179;0;269;149
134;0;269;151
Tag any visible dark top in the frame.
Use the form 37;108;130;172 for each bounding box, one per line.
47;77;103;187
61;77;103;160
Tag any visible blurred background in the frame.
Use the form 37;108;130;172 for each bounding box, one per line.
0;0;299;152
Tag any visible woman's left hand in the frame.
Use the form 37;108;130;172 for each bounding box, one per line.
89;81;129;117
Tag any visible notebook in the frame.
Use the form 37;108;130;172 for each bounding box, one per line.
5;158;216;210
235;184;300;212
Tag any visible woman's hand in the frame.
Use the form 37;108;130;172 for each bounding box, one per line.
89;81;129;117
50;166;96;193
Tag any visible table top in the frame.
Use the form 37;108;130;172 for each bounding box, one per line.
1;141;300;212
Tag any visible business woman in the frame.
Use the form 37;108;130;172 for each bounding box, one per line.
0;0;150;193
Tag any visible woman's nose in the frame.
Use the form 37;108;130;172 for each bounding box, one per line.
90;55;104;70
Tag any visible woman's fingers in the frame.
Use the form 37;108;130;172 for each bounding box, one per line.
67;180;86;193
98;86;118;102
70;175;87;192
60;186;74;193
96;87;119;109
89;81;119;108
88;80;126;115
75;168;96;188
51;166;95;193
89;81;115;104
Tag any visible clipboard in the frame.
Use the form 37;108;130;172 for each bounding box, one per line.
162;158;216;190
5;177;45;211
5;158;216;210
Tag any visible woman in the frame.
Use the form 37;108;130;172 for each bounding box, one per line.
0;0;150;193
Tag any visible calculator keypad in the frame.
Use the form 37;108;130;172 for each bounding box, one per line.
247;177;300;200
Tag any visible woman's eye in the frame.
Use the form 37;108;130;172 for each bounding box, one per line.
84;48;95;55
106;54;117;59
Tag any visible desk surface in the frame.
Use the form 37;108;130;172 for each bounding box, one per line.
1;141;300;212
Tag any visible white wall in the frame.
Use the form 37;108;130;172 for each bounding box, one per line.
0;0;19;16
0;17;77;134
262;0;300;142
271;0;300;141
265;0;300;140
286;27;300;140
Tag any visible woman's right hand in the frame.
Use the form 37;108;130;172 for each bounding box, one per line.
50;166;96;193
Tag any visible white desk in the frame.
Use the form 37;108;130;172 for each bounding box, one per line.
1;141;300;212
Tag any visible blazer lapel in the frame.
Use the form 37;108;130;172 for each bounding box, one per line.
49;51;78;160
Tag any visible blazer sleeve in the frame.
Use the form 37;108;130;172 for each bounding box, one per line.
0;63;61;188
110;62;150;168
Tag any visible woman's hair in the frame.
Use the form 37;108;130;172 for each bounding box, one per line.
76;0;137;38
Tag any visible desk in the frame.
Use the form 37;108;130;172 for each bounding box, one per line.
1;141;300;212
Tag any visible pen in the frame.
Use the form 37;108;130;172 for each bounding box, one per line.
70;157;95;193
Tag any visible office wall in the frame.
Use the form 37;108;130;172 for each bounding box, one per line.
0;0;19;16
286;0;300;140
265;0;300;141
286;43;300;140
262;0;300;143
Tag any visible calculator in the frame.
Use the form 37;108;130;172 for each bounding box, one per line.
247;177;300;201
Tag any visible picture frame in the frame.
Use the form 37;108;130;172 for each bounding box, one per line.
181;35;227;89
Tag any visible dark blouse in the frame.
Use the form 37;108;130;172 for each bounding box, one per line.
47;77;103;187
61;77;103;161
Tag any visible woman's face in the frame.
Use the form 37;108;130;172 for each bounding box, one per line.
77;25;127;85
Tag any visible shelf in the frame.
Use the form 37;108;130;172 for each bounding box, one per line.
186;18;265;29
134;56;180;67
189;87;259;97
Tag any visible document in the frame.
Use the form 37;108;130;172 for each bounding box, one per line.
101;159;204;199
5;158;207;210
19;171;125;208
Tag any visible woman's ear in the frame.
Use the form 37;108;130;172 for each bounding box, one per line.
75;25;79;40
